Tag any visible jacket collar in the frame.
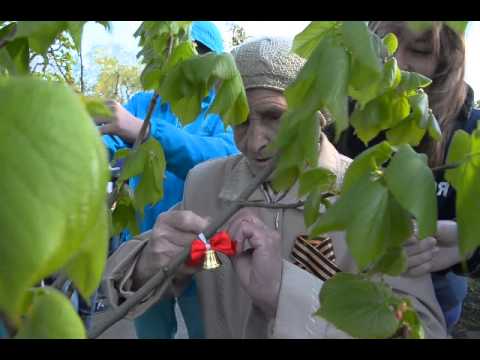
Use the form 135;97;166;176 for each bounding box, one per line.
219;133;343;204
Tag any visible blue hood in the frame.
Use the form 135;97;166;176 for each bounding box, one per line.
191;21;224;54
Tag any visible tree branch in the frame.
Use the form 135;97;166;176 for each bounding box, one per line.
234;200;304;209
49;48;68;82
107;36;174;209
431;162;462;173
80;48;85;94
89;157;278;339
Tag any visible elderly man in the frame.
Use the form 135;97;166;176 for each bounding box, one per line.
105;37;447;338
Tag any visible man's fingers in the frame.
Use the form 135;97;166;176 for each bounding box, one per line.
157;210;209;235
97;123;117;135
406;249;435;270
405;263;434;277
405;236;437;257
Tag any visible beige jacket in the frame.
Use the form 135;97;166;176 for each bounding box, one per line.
105;134;447;339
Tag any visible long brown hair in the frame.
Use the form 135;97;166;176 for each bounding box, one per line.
369;21;468;167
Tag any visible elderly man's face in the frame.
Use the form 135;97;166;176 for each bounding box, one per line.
234;88;287;174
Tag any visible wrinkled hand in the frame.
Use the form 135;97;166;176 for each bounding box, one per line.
95;100;143;144
403;220;462;277
226;208;282;318
133;210;209;292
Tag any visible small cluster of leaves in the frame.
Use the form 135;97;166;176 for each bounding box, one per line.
445;125;480;256
135;21;249;127
0;21;110;76
270;21;454;339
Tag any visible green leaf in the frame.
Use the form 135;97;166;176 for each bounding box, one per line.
64;203;109;300
409;91;429;129
15;21;68;54
15;287;86;339
340;21;382;77
299;167;336;197
402;307;425;339
209;74;249;126
445;21;469;35
113;148;130;162
304;188;324;228
317;273;400;338
344;176;390;269
380;58;401;93
66;21;87;51
350;97;389;144
343;22;385;107
119;146;148;182
81;97;113;118
384;145;437;239
396;71;432;93
112;185;139;236
271;166;300;193
0;78;109;316
427;111;442;141
132;138;166;215
342;141;394;193
5;38;29;75
445;130;480;255
96;21;112;32
383;33;398;56
370;246;408;276
291;21;337;59
167;41;197;70
386;114;427;146
286;33;350;138
160;53;242;124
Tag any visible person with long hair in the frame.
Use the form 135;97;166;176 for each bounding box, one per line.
326;21;480;334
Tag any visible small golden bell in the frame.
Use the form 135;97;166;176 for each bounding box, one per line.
203;249;222;270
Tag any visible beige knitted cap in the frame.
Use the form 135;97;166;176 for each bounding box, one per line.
231;37;306;92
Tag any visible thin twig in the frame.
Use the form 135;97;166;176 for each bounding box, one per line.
89;157;278;339
107;35;174;210
234;200;304;209
79;48;85;94
431;162;462;173
49;48;68;82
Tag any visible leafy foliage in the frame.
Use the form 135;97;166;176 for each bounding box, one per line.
0;77;109;317
445;128;480;255
15;287;86;339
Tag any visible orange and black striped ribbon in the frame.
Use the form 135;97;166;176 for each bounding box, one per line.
292;234;341;281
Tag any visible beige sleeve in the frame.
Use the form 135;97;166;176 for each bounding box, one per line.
103;203;186;320
269;261;352;339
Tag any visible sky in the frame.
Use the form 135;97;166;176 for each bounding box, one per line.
81;21;480;101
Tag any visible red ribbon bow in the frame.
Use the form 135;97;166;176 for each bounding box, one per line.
186;231;237;267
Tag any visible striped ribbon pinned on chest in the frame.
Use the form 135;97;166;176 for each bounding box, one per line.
291;234;341;281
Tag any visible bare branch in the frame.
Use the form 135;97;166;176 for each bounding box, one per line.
49;48;68;82
234;200;305;209
80;48;85;94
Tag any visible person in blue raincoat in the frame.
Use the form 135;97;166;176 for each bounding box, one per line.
98;21;239;339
